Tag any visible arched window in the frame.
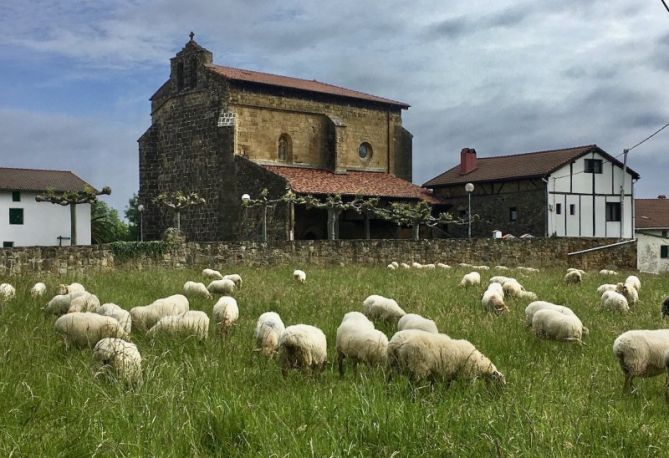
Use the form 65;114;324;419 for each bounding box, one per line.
189;57;198;88
278;133;292;162
176;62;184;90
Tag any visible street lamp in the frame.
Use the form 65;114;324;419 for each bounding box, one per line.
465;183;475;238
137;204;145;242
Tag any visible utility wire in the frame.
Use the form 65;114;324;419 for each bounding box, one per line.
661;0;669;14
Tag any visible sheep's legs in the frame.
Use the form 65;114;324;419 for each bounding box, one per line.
337;351;345;378
622;370;634;394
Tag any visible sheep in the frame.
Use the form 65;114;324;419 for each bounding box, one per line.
93;338;142;385
293;270;306;283
482;284;508;314
564;270;582;284
67;292;101;313
390;261;399;268
567;268;586;275
30;282;47;298
524;301;576;326
223;274;243;289
57;282;86;295
147;310;210;342
531;309;587;344
517;266;540;273
617;282;639;306
96;303;132;334
489;276;512;285
612;329;669;393
400;263;411;269
0;283;16;303
362;295;406;323
254;311;285;357
597;284;618;295
662;297;669;318
202;268;224;280
601;290;629;313
54;312;129;349
183;281;212;299
44;293;74;315
130;294;189;331
473;265;490;271
458;262;473;268
502;278;525;298
207;278;235;295
278;324;327;377
625;275;641;292
494;265;510;271
411;262;424;269
436;263;451;269
387;263;397;270
387;330;505;386
397;313;439;333
424;264;436;269
459;272;481;288
599;269;618;276
336;314;388;376
212;296;239;335
518;290;538;301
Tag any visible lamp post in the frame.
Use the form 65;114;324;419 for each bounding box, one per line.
137;204;144;242
465;183;475;238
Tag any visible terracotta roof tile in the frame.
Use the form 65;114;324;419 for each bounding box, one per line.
423;145;640;187
206;64;410;108
635;199;669;229
263;165;443;204
0;167;94;193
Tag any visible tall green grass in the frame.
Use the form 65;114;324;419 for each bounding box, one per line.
1;266;669;456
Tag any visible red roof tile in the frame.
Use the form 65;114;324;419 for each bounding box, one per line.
423;145;640;187
263;165;443;204
0;167;94;193
206;64;410;108
635;199;669;229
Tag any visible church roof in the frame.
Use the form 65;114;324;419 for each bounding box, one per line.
263;165;442;204
635;198;669;229
206;64;410;109
0;167;94;193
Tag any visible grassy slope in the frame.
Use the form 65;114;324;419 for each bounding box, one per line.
1;266;669;457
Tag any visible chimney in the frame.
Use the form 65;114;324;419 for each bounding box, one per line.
459;148;477;175
659;195;667;199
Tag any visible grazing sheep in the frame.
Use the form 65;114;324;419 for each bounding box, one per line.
616;282;639;306
336;314;388;376
625;275;641;293
502;279;525;298
662;297;669;318
524;301;576;326
597;284;618;295
147;310;209;342
44;293;75;315
517;266;540;273
567;268;586;275
400;263;411;269
67;292;101;313
212;296;239;335
482;287;508;315
57;282;86;295
397;313;439;333
601;290;629;313
489;276;512;285
473;265;490;271
293;270;307;283
254;311;286;357
599;269;618;276
387;263;397;270
54;312;129;348
613;329;669;393
387;331;505;386
130;294;189;331
531;309;587;344
390;261;399;268
458;262;473;268
207;278;235;295
93;337;142;385
278;324;327;377
424;263;436;269
362;295;406;323
436;263;451;269
96;303;132;334
459;272;481;288
183;281;212;299
564;270;582;284
223;274;243;289
411;262;424;269
494;265;510;271
518;290;538;301
0;283;16;302
30;282;47;298
202;268;224;280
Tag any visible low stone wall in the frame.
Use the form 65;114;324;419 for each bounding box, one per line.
0;238;637;277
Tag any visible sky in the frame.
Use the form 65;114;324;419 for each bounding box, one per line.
1;0;669;216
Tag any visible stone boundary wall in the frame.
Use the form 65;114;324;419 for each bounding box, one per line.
0;238;636;277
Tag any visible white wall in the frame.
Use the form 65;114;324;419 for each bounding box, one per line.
547;151;634;238
636;231;669;273
0;191;91;247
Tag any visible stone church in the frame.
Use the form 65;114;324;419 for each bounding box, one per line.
139;34;439;241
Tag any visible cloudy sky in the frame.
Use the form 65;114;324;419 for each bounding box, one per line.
2;0;669;215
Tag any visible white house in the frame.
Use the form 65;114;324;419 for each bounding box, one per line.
0;167;93;247
635;196;669;273
423;145;640;238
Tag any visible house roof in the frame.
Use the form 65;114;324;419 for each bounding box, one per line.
423;145;640;187
263;165;443;204
0;167;94;193
206;64;410;109
635;198;669;229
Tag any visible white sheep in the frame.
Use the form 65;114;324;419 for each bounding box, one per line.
183;281;212;299
336;313;388;376
502;278;525;298
202;268;224;280
458;262;473;268
93;337;142;385
54;312;129;348
278;324;327;377
293;270;306;283
397;313;439;333
524;301;575;326
212;296;239;335
362;295;406;323
0;283;16;302
30;282;47;298
387;330;505;386
223;274;243;289
459;272;481;288
436;263;451;269
625;275;641;292
67;292;101;313
254;311;286;357
567;268;586;275
489;276;512;285
518;290;538;301
44;293;74;315
617;282;639;306
424;263;436;269
387;263;397;270
96;303;132;334
599;269;618;276
613;329;669;393
517;266;540;273
494;265;510;271
531;308;587;344
473;265;490;271
597;284;618;295
390;261;399;268
600;290;629;313
400;263;411;269
207;278;235;295
482;284;508;314
57;282;86;295
147;310;210;342
411;261;424;269
130;294;190;331
564;270;582;284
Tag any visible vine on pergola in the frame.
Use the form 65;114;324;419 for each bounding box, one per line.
152;191;206;232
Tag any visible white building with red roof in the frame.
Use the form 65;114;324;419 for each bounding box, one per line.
635;196;669;273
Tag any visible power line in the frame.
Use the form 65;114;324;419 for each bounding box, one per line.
626;122;669;152
661;0;669;14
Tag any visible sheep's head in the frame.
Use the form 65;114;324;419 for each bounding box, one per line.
57;284;68;295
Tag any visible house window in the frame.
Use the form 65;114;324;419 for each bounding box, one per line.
584;159;603;174
555;203;561;215
2;242;13;248
278;134;292;162
358;142;373;161
661;246;669;259
569;204;575;215
662;230;668;238
605;202;621;222
12;191;20;202
9;208;23;225
509;207;518;222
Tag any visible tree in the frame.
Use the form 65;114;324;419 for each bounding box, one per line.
91;200;129;244
373;200;464;240
124;193;140;241
152;191;206;232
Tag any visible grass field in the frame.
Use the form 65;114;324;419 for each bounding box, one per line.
1;265;669;456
